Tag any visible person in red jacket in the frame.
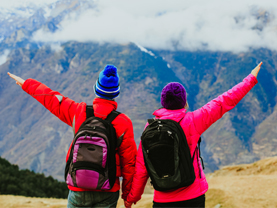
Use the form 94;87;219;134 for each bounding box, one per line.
8;65;137;208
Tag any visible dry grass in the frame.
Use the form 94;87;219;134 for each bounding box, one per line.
0;195;67;208
205;156;277;208
206;175;277;208
211;156;277;176
117;194;153;208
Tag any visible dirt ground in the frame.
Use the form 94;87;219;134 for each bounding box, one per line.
0;195;67;208
206;175;277;208
1;175;277;208
117;174;277;208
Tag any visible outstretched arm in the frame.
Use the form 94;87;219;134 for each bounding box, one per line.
8;72;25;87
7;72;82;127
193;62;262;135
251;62;262;78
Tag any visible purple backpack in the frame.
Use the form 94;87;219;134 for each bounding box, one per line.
64;105;121;190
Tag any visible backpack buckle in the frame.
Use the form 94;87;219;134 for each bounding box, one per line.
167;131;174;138
157;124;163;131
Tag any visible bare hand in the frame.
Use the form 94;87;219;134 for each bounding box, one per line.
124;200;133;208
251;62;263;78
7;72;25;87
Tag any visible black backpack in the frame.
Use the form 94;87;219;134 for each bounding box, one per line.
141;118;204;191
64;105;121;190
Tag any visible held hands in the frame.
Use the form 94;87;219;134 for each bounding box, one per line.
7;72;25;87
251;62;263;78
124;200;133;208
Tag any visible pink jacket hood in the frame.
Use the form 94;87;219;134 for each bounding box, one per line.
153;108;187;121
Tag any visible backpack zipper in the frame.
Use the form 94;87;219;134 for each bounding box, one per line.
73;127;110;150
73;164;105;176
146;142;174;154
75;126;108;138
142;128;174;140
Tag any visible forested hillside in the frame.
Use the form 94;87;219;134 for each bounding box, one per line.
0;157;68;198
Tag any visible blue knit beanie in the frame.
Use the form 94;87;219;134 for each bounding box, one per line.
94;65;120;100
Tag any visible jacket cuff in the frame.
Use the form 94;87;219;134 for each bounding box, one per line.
22;78;35;92
245;74;258;85
121;193;127;200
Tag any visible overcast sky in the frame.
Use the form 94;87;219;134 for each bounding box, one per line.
3;0;277;53
0;0;56;9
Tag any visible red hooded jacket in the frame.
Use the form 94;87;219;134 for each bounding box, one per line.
22;78;137;200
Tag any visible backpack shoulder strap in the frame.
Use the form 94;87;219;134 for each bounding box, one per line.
105;110;121;123
86;105;94;119
198;137;205;170
191;136;205;179
105;111;122;147
147;118;155;125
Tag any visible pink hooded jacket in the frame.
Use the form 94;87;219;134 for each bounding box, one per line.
127;74;258;203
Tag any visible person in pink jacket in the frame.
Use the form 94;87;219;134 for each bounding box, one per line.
125;62;263;208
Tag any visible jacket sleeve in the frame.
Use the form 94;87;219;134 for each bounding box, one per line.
193;74;258;135
126;143;149;204
22;78;81;127
117;115;137;200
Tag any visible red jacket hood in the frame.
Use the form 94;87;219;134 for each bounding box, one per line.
92;97;118;119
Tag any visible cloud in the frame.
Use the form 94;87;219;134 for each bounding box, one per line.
0;50;10;65
50;43;63;52
0;0;57;9
32;0;277;52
